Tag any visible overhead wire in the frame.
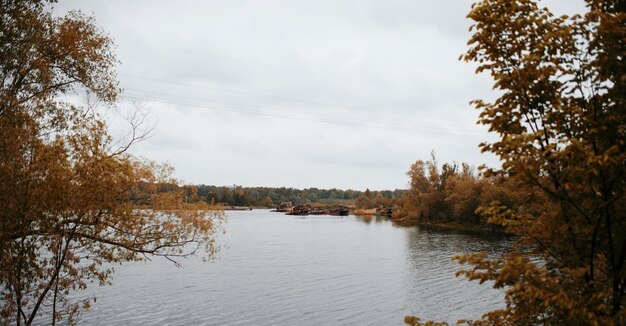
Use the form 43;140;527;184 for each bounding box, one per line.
119;73;473;122
116;38;435;89
115;39;485;136
123;87;476;131
120;91;485;136
116;38;473;111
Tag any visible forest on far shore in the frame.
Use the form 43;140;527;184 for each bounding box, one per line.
135;184;406;208
138;151;535;235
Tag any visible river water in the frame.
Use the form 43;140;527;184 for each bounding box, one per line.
77;210;511;325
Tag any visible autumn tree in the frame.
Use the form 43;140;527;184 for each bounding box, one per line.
398;153;484;224
409;0;626;324
444;169;481;224
398;159;436;220
355;194;373;209
0;1;222;324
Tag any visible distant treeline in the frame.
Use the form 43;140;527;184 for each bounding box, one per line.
192;185;406;207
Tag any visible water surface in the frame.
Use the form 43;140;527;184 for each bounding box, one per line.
78;210;511;325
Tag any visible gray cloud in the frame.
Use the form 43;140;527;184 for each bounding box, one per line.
55;0;586;189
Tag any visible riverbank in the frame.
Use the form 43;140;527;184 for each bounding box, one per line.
353;208;377;215
223;206;253;211
393;217;507;235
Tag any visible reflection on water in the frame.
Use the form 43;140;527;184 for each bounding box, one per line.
403;227;511;322
73;210;511;325
353;214;388;224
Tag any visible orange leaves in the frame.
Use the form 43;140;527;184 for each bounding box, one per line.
404;316;452;326
0;2;223;324
398;152;537;231
445;0;626;323
405;0;626;324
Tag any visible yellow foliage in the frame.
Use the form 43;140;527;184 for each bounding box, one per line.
408;0;626;324
0;1;223;324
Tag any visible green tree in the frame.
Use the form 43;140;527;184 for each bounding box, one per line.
409;0;626;324
0;1;222;324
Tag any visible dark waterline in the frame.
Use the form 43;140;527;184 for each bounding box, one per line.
73;210;511;325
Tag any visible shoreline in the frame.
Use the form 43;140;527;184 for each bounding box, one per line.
392;218;509;236
225;209;509;236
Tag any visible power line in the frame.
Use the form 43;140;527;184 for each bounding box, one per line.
120;93;485;137
123;87;472;131
120;73;342;108
117;38;433;89
118;73;472;122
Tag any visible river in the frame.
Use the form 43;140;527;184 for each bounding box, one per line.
76;209;511;325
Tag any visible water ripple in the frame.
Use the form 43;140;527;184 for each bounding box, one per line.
66;210;510;326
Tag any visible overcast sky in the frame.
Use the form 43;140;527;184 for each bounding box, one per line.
55;0;586;190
